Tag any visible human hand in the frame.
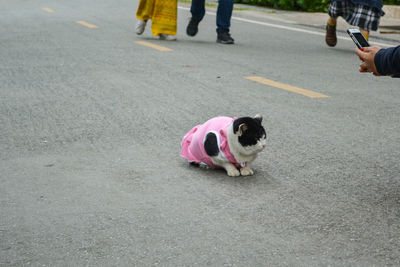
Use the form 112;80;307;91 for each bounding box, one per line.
355;46;382;76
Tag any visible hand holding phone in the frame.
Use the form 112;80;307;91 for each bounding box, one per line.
355;46;381;75
347;28;370;49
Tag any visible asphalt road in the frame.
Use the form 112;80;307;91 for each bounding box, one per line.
1;0;400;266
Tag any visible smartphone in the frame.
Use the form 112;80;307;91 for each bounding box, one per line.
347;28;370;49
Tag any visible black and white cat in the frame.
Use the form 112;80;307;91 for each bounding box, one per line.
180;115;267;176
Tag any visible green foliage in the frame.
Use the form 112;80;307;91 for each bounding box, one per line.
234;0;328;11
384;0;400;4
234;0;399;12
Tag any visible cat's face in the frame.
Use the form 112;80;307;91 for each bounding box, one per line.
232;115;267;155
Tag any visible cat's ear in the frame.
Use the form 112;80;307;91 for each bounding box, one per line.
254;114;263;123
238;123;248;136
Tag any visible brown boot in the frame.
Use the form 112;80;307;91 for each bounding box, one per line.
325;24;337;47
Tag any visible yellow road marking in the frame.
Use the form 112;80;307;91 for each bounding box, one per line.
135;41;173;52
76;21;98;29
42;8;55;13
244;76;330;98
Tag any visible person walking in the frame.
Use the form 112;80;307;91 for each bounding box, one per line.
135;0;177;40
325;0;384;47
186;0;235;44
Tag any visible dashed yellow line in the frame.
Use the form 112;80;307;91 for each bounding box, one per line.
244;76;330;98
42;8;55;13
76;20;99;29
135;41;173;52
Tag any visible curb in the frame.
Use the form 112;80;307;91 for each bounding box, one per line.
382;5;400;19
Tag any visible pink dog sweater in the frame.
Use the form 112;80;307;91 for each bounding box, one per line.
180;117;241;168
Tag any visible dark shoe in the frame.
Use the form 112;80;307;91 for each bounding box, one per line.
325;24;337;47
186;17;201;36
217;30;234;44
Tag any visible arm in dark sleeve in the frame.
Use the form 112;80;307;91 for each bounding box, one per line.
374;45;400;77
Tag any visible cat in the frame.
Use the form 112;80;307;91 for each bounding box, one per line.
180;115;267;176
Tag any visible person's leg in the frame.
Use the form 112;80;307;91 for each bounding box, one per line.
326;1;341;47
344;4;379;41
216;0;234;44
151;0;177;38
136;0;154;21
135;0;154;35
216;0;234;32
187;0;205;36
190;0;206;20
359;28;370;40
328;16;337;26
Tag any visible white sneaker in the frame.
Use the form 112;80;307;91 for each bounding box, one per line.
135;20;147;35
159;34;177;41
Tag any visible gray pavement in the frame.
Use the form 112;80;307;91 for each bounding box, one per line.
1;0;400;266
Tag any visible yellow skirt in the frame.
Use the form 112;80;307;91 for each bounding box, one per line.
136;0;177;36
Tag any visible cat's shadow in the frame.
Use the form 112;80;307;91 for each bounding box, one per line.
184;162;278;190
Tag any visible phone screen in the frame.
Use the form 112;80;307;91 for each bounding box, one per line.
353;32;370;47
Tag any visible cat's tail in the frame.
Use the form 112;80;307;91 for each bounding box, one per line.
189;161;211;169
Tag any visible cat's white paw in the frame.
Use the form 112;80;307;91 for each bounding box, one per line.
240;167;254;176
227;168;240;177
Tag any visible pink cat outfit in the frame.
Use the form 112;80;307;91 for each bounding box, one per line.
180;116;242;168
